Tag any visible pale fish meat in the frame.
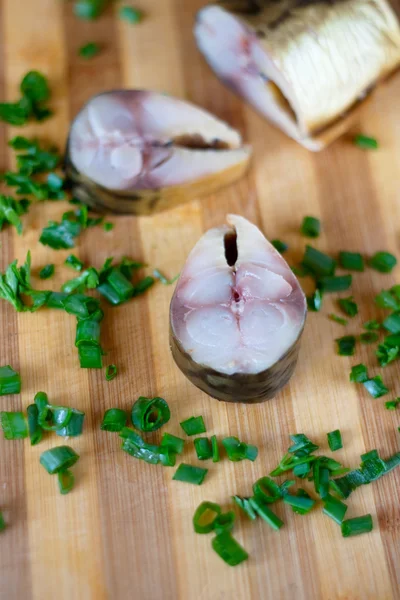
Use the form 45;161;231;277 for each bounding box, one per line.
195;0;400;150
65;90;251;214
169;215;306;403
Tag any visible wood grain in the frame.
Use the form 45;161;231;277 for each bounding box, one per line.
0;1;400;599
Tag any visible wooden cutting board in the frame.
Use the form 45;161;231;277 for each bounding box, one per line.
1;1;400;598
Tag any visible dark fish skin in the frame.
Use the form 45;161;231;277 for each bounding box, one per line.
169;322;304;404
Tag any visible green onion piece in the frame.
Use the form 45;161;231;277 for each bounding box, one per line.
0;365;21;396
271;239;288;254
329;314;348;326
160;433;185;455
360;332;379;344
39;264;54;280
119;6;143;23
350;364;368;383
382;313;400;334
313;460;330;499
78;42;101;59
364;320;381;331
39;446;79;474
375;290;399;311
37;400;72;432
34;391;49;414
0;512;5;532
379;342;400;367
331;469;366;499
385;398;400;410
291;264;313;277
57;470;75;495
322;494;348;524
363;375;389;398
301;216;321;238
293;462;311;478
0;411;28;439
121;432;175;467
78;343;103;369
103;221;114;231
368;252;397;273
336;336;356;356
180;415;206;436
211;531;248;567
75;319;101;348
153;269;179;285
211;435;220;463
193;501;221;534
318;275;352;293
100;408;127;432
341;514;373;537
232;496;257;520
327;430;343;451
56;409;85;437
194;437;213;460
302;245;336;277
105;364;117;381
133;276;155;296
172;463;208;485
288;433;318;455
214;511;236;535
384;452;400;473
283;491;315;514
338;296;358;317
27;404;43;446
354;135;378;150
249;497;284;530
132;396;170;432
307;289;323;312
222;437;258;462
65;254;84;271
253;477;281;503
339;251;365;272
360;453;387;482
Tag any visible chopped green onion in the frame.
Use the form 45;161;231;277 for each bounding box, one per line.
283;491;315;514
160;433;185;455
131;397;170;432
78;343;103;369
350;364;368;383
302;245;336;277
253;477;281;503
339;251;364;272
105;364;117;381
329;314;348;326
100;408;127;432
307;289;323;312
0;365;21;396
301;216;321;238
322;494;348;524
121;429;176;466
327;429;343;451
377;344;400;367
338;296;358;317
0;411;28;439
172;463;208;485
360;332;379;344
119;6;143;23
222;437;258;462
40;215;81;250
65;254;84;271
211;435;220;463
360;452;387;482
214;511;236;535
56;409;85;437
384;452;400;472
313;460;330;499
57;470;75;495
232;496;257;520
271;239;288;254
79;42;101;59
318;275;352;293
133;276;155;296
27;404;43;446
382;312;400;334
354;134;378;149
74;0;108;19
103;221;113;231
39;264;54;280
180;415;206;436
341;514;373;537
75;318;101;347
35;393;72;431
0;512;5;532
368;252;397;273
249;497;284;530
153;269;179;285
375;290;400;311
363;375;388;399
364;320;380;331
194;437;213;460
193;501;221;534
40;446;79;474
289;433;319;455
211;531;248;567
293;462;311;478
336;336;356;356
385;398;400;410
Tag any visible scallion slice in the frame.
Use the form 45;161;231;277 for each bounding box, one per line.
153;269;179;285
214;511;236;535
222;437;258;462
211;531;248;567
39;264;54;280
75;318;101;347
368;252;397;273
40;446;79;474
338;296;358;317
354;135;378;150
57;470;75;495
252;477;281;503
0;365;21;396
350;364;368;383
101;408;127;432
193;501;221;534
172;463;208;485
232;496;257;520
360;332;379;344
194;437;213;460
364;320;381;331
211;435;220;463
301;216;321;238
375;290;399;311
382;312;400;334
283;490;315;514
160;433;185;455
307;289;323;312
249;497;284;530
385;398;400;410
105;364;117;381
318;275;352;293
0;411;28;439
322;494;348;524
78;343;103;369
0;512;5;532
363;375;388;398
327;429;343;451
341;514;373;537
132;396;170;432
180;415;206;436
378;342;400;367
271;239;288;254
56;409;85;437
65;254;84;271
302;245;336;276
37;399;72;432
329;314;348;326
27;404;43;446
339;251;364;272
336;336;356;356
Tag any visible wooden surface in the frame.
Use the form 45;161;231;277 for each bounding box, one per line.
1;1;400;599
